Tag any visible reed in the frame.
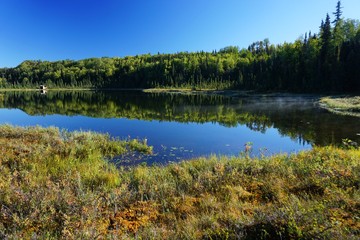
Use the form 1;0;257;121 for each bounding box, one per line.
0;125;359;239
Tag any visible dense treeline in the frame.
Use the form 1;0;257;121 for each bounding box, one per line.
0;1;359;92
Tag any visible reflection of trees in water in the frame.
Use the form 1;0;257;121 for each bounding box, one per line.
1;91;359;146
243;99;360;146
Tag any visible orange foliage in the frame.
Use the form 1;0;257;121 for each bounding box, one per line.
109;201;159;234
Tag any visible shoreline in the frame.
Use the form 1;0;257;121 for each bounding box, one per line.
0;125;359;239
319;96;360;117
2;88;359;110
0;87;326;97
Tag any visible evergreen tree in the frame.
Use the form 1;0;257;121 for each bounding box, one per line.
319;14;332;90
332;1;343;25
332;0;345;62
0;1;359;93
321;14;332;48
331;1;345;90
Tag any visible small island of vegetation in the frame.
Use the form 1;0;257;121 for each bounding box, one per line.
320;96;360;117
0;1;359;239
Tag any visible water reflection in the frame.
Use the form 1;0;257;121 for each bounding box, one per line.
0;90;358;164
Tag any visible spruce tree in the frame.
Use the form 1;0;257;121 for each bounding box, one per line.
319;14;332;90
332;1;343;25
332;1;345;89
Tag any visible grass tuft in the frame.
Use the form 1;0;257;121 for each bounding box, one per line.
0;125;359;239
320;96;360;117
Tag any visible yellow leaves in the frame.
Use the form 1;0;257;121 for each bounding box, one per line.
133;166;150;184
245;181;264;201
198;193;220;213
336;169;352;177
1;125;359;238
222;185;253;202
171;196;199;219
329;208;360;231
170;165;183;176
61;213;77;240
213;162;225;175
109;201;159;234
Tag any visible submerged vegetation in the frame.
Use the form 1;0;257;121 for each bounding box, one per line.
0;125;359;239
320;96;360;117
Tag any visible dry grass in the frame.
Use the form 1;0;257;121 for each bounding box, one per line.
320;96;360;117
0;125;359;239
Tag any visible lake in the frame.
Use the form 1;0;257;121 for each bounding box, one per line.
0;90;359;165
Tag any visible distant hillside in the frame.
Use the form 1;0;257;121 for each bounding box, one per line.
1;3;359;93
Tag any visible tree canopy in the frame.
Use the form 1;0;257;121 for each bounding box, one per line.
1;1;359;93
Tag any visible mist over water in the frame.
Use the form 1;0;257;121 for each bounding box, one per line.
0;90;358;165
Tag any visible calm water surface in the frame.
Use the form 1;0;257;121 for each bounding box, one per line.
0;90;359;165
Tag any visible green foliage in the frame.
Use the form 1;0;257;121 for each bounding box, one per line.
2;90;359;147
1;125;359;238
0;90;272;128
0;125;152;189
0;2;359;93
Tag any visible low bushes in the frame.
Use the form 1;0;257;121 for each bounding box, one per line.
0;125;359;239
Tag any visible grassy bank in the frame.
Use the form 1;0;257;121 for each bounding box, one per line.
320;96;360;117
0;126;359;239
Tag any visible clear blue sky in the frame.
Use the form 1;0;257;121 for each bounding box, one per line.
0;0;359;67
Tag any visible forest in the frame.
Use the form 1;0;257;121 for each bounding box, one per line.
0;1;359;93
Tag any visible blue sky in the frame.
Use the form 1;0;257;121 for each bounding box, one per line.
0;0;359;67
